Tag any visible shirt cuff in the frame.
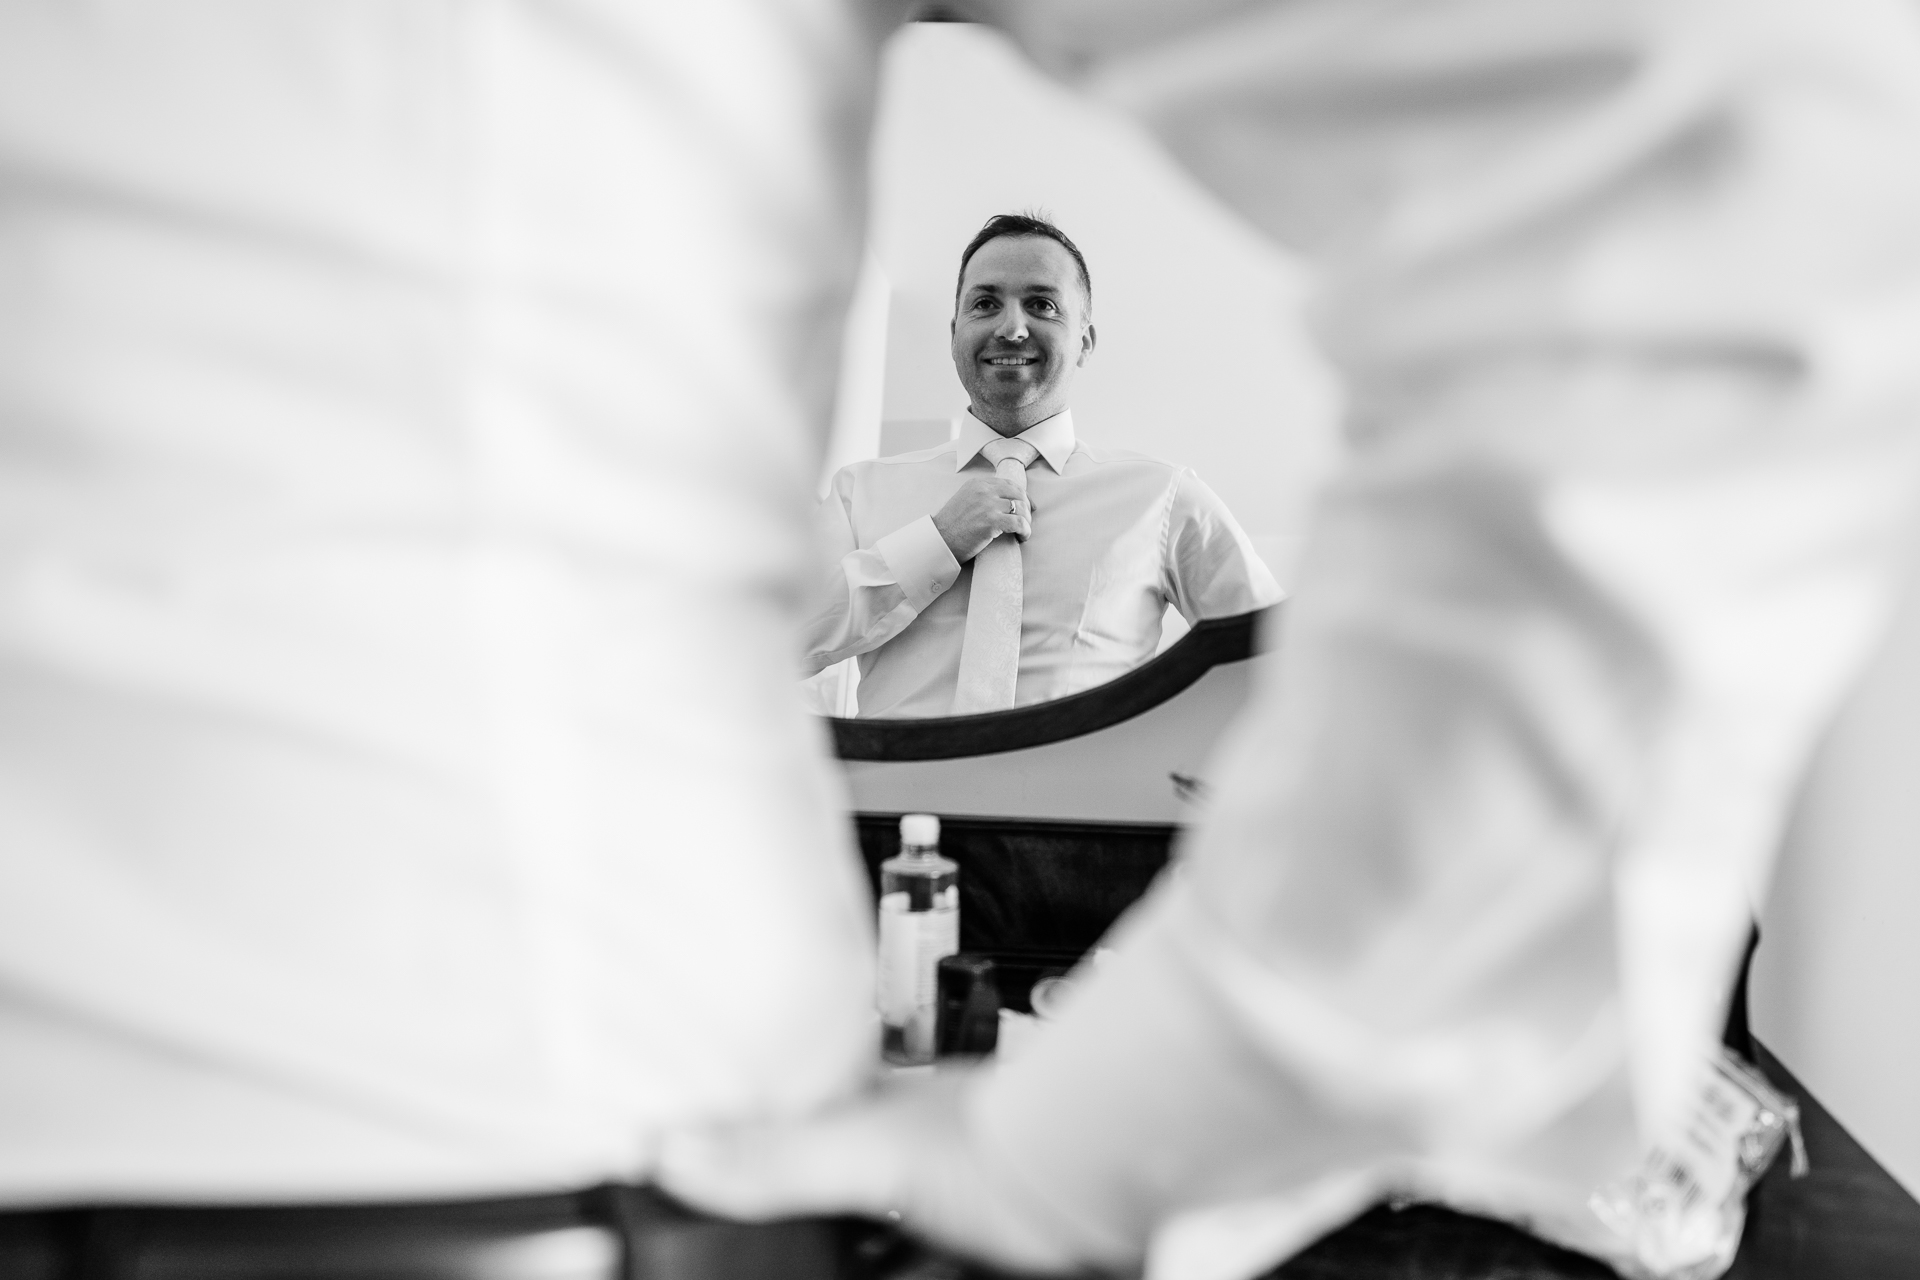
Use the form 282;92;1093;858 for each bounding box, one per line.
876;516;961;611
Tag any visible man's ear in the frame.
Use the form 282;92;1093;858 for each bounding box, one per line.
1078;321;1098;366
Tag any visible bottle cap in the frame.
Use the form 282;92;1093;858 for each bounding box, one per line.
900;813;940;847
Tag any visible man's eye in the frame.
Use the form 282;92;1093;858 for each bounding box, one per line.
1031;299;1057;314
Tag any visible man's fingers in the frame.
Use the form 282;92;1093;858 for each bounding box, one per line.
982;502;1029;543
935;477;1037;562
657;1111;904;1221
984;479;1035;515
660;1075;1103;1277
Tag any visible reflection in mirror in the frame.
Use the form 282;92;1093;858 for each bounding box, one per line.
801;215;1280;718
800;23;1337;721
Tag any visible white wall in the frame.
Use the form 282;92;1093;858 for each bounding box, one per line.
858;23;1341;588
1750;534;1920;1197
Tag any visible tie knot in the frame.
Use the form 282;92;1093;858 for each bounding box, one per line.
981;437;1039;471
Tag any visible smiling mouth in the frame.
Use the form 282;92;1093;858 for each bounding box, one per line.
985;356;1037;366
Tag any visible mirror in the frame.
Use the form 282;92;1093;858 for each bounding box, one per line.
802;20;1336;724
833;605;1273;761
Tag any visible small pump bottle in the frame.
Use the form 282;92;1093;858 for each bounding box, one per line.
877;813;958;1065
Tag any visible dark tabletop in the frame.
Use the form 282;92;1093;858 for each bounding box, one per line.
1261;1043;1920;1280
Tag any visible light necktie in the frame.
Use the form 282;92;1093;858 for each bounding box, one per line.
952;436;1040;714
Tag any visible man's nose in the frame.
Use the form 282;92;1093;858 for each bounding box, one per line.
994;306;1028;341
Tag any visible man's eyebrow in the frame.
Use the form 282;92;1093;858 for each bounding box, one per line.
963;282;1061;301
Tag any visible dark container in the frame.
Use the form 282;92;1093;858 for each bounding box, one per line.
933;954;1000;1059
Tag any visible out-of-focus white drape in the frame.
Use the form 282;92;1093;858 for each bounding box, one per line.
0;1;887;1204
969;2;1920;1275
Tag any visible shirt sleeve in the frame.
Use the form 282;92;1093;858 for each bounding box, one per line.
1164;469;1285;624
801;469;962;674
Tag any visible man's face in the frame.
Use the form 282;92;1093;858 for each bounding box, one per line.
951;235;1095;436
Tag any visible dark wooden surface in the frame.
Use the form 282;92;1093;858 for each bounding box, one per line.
829;607;1273;761
1259;1041;1920;1279
1725;1043;1920;1279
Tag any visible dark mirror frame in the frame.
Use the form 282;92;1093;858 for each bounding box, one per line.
827;604;1278;761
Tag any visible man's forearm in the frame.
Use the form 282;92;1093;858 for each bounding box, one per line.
802;516;961;671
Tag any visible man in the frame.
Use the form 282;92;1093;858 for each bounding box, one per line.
806;213;1281;717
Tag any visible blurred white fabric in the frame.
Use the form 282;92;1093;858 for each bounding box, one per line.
968;1;1920;1276
0;1;888;1203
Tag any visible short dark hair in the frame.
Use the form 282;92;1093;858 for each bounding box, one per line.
954;212;1093;315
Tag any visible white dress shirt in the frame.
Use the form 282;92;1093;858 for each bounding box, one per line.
0;0;886;1205
808;410;1282;717
962;2;1920;1277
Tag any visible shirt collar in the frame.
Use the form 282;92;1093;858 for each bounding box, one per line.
953;409;1077;475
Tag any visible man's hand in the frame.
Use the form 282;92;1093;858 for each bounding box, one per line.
933;476;1033;564
656;1068;1122;1276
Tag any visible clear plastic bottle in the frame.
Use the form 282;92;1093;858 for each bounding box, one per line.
876;813;959;1065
